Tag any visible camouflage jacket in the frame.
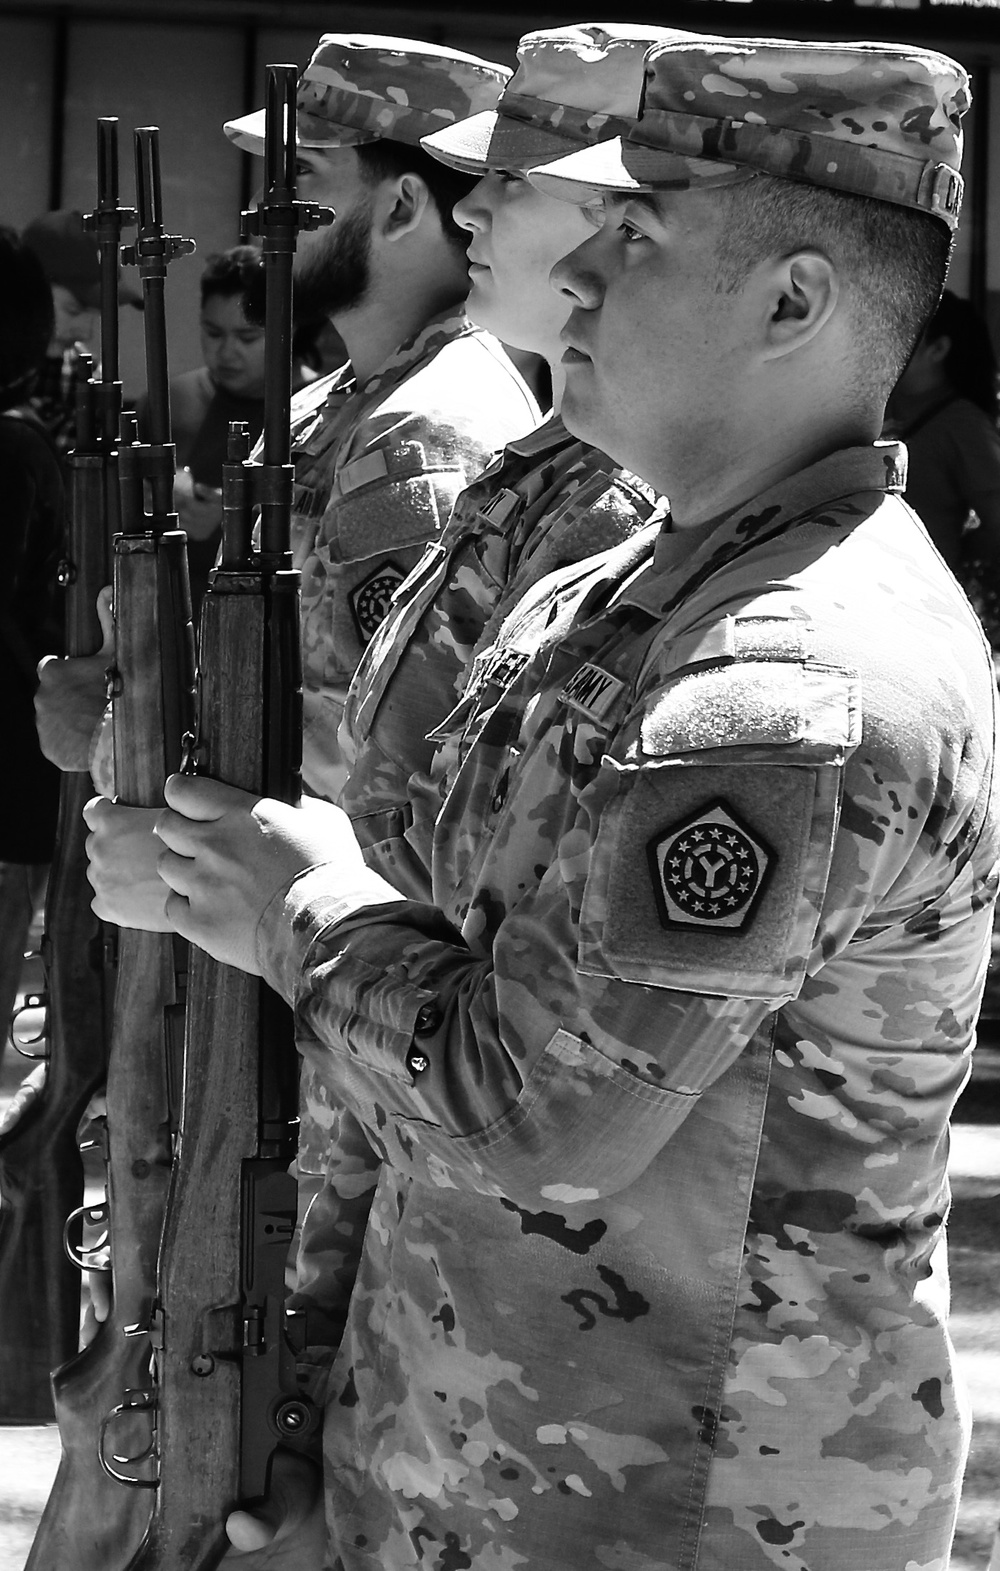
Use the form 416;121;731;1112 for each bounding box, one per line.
338;414;660;900
289;307;539;801
261;442;1000;1570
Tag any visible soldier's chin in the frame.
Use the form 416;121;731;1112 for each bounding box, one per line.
465;274;500;334
558;374;601;444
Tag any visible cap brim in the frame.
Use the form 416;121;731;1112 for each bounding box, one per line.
422;110;597;175
528;135;747;204
223;106;377;157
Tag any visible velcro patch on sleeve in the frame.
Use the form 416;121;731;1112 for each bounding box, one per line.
579;760;841;1002
642;660;859;762
338;448;390;495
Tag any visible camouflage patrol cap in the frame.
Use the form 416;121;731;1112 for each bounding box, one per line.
224;33;510;157
528;37;969;231
421;24;703;175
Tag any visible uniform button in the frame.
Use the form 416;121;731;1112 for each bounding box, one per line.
414;1003;441;1035
406;1048;430;1077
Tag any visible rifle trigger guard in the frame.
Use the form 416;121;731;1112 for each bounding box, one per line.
98;1388;159;1489
63;1200;110;1270
10;992;49;1058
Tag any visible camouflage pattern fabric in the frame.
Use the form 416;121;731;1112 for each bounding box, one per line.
285;309;539;802
262;440;1000;1569
338;414;660;901
529;38;969;231
224;34;510;156
421;24;699;175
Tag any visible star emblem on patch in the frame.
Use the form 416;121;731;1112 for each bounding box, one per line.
351;562;406;643
647;799;774;933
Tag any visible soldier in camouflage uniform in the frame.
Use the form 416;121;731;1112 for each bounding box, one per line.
294;21;667;1424
90;33;1000;1571
226;34;542;802
338;24;677;902
39;34;540;804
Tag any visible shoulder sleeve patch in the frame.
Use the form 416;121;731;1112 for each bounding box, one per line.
579;760;841;1001
648;799;774;933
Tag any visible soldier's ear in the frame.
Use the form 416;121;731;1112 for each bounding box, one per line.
379;173;431;242
762;249;838;359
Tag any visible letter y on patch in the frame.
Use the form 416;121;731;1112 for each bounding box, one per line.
647;800;774;933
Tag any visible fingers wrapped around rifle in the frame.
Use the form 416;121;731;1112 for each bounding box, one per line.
83;794;174;931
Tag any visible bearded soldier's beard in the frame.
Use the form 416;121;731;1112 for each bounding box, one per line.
244;202;374;325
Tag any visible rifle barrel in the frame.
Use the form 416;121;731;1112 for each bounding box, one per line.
134;129;171;447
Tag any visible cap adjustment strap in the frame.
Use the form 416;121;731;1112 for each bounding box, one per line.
632;107;964;226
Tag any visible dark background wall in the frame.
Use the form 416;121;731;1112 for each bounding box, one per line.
1;0;997;396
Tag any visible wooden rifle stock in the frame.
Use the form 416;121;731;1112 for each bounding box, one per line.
124;67;331;1569
26;123;196;1571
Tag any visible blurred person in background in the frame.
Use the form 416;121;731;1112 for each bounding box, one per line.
139;245;268;613
0;229;65;1071
884;290;1000;619
142;246;346;613
21;208;141;464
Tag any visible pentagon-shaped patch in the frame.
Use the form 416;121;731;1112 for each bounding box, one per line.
351;562;406;643
647;799;775;934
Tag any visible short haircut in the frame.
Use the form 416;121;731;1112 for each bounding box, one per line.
0;226;54;410
354;140;477;251
200;244;264;308
711;175;951;399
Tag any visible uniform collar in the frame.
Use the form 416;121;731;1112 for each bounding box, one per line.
349;305;478;403
616;441;906;619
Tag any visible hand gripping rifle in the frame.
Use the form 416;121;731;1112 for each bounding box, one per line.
0;118;130;1423
119;67;332;1569
26;126;196;1571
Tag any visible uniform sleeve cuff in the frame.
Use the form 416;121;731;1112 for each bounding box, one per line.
255;862;405;1004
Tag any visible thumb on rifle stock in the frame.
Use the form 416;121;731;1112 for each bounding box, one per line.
222;1450;324;1566
94;581;115;655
